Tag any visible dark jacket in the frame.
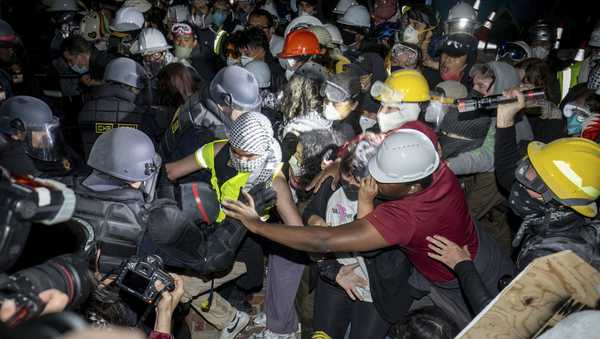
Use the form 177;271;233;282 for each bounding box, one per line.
78;83;151;159
304;178;418;323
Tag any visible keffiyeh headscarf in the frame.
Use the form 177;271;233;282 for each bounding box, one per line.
229;112;282;190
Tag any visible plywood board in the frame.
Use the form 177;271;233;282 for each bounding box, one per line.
458;250;600;339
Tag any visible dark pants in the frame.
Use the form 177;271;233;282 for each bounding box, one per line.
313;278;391;339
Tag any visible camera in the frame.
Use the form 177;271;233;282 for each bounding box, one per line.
117;255;175;304
0;254;91;327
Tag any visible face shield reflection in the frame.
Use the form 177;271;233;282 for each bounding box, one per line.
24;117;62;162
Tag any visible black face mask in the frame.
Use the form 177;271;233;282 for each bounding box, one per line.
341;30;358;46
508;182;553;217
341;180;359;201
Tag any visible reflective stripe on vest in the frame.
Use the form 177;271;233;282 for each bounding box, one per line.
201;140;250;223
558;62;583;100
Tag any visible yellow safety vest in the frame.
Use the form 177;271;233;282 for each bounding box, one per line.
198;140;282;223
557;61;582;101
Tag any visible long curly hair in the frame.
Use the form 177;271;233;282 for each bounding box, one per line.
278;75;323;121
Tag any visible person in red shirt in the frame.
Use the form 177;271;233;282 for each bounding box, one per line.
223;124;514;328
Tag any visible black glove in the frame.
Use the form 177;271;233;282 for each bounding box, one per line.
243;184;277;215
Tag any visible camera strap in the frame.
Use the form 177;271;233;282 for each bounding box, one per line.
200;279;215;312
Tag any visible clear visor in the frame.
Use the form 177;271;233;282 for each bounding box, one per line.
24;117;62;162
320;80;351;103
424;97;451;130
445;19;478;35
142;153;162;202
370;81;405;104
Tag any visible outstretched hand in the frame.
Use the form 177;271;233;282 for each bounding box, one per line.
426;235;471;270
222;191;262;233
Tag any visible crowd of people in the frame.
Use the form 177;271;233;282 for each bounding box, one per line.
0;0;599;338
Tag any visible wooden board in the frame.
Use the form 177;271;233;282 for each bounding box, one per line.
458;250;600;339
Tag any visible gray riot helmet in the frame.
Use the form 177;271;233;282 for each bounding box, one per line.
104;57;147;89
243;60;271;89
209;65;261;113
528;20;555;43
445;2;479;35
0;96;62;161
86;127;161;200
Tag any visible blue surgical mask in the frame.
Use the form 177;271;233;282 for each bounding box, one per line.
212;10;227;27
567;113;586;136
70;64;89;74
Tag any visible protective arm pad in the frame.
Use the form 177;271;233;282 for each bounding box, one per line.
193;218;247;275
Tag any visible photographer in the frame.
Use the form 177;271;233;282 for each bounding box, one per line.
150;274;184;339
0;169;91;335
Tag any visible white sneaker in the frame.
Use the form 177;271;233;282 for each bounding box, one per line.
220;311;250;339
250;329;297;339
253;312;266;327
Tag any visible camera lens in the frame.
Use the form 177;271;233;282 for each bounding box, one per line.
13;253;91;308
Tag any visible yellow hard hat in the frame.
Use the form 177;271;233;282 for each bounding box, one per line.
370;69;430;103
527;137;600;217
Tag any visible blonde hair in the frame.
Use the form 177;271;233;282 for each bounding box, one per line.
278;75;323;121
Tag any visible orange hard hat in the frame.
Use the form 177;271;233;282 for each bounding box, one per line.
278;29;321;58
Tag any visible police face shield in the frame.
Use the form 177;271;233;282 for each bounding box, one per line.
24;117;62;162
142;153;162;202
445;18;478;35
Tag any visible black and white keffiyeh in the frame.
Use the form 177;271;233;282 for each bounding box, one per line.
229;112;282;190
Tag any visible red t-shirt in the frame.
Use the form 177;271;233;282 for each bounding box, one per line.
366;163;478;283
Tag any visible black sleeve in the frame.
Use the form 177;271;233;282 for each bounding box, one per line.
302;177;335;223
316;258;342;284
454;260;493;314
494;125;521;194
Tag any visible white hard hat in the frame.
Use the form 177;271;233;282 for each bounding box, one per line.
111;7;145;32
260;2;279;18
308;25;333;48
590;27;600;48
45;0;79;12
123;0;152;13
79;11;102;42
333;0;358;15
136;27;171;55
244;60;271;88
337;5;371;29
369;129;440;183
323;23;343;45
284;14;322;37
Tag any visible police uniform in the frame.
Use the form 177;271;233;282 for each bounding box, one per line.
78;83;151;159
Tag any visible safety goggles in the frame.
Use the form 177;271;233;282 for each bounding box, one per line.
514;158;594;206
391;43;418;62
496;42;527;62
320;80;352;103
171;23;193;37
370;80;405;104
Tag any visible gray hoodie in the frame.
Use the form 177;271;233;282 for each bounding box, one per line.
448;61;533;175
